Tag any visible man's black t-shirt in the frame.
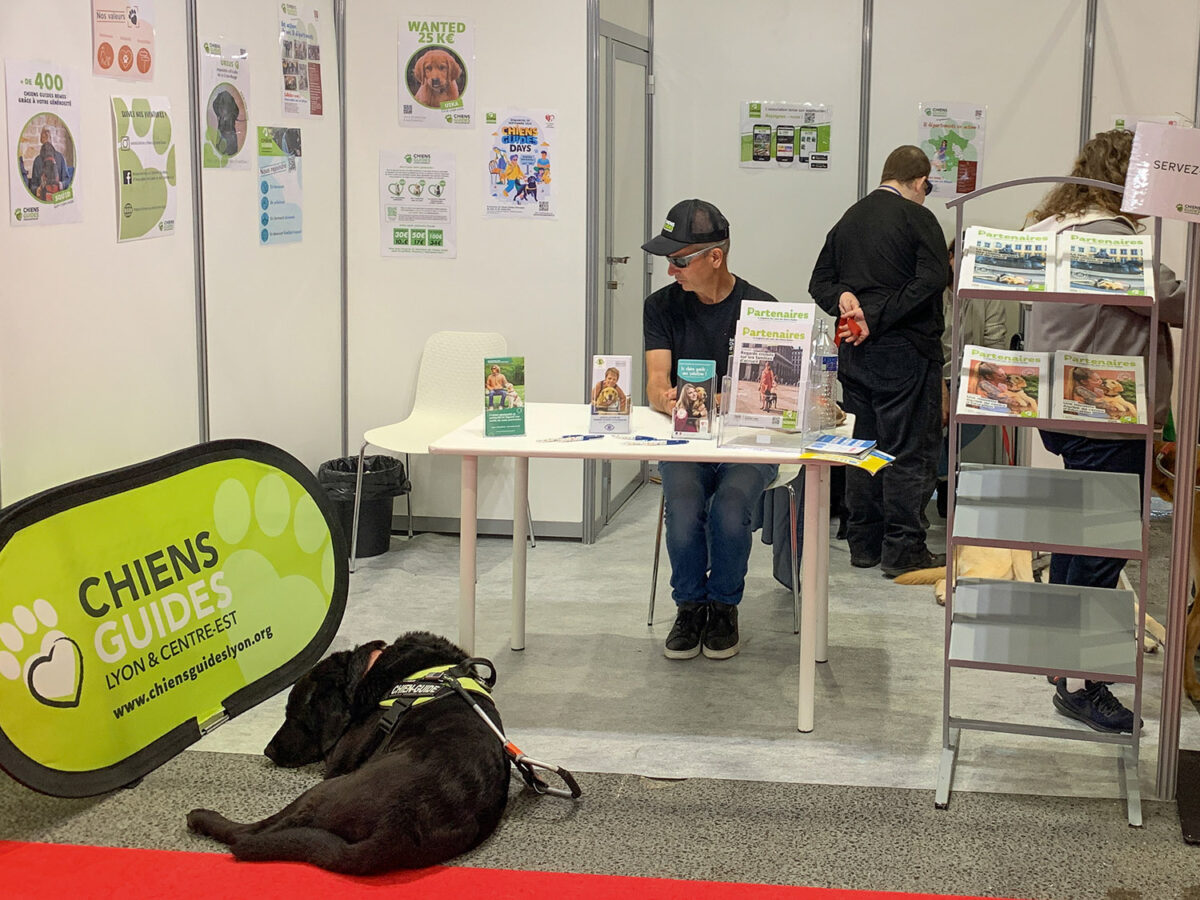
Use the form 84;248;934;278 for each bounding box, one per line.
643;276;778;385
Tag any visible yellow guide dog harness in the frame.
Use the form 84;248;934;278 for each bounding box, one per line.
371;657;581;799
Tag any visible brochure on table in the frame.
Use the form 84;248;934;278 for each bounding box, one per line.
484;356;525;436
588;355;631;434
727;301;816;432
673;359;716;439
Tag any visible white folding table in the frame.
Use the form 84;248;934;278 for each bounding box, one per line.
428;402;842;732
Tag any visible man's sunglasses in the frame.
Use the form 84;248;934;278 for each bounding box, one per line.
923;177;934;196
667;241;724;268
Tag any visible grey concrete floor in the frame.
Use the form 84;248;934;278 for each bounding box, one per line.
194;478;1200;812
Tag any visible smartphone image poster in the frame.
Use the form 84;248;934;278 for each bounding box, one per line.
752;124;772;162
775;125;794;163
799;126;818;163
740;101;832;170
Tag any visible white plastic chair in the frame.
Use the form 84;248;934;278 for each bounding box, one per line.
648;464;803;633
349;331;535;570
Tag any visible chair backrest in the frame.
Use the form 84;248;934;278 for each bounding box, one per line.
412;330;508;420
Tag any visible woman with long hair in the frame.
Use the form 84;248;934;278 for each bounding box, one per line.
1025;129;1185;733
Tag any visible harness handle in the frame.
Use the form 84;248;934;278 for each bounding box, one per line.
436;671;582;801
510;750;583;799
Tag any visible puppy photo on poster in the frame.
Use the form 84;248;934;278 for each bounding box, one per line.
398;18;475;128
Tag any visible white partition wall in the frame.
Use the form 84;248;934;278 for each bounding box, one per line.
0;3;199;503
870;0;1087;239
1092;0;1199;285
343;1;589;534
651;1;863;303
197;1;343;473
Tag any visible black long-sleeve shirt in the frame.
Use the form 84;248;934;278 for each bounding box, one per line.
808;188;948;363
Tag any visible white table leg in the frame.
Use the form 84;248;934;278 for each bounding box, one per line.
512;456;528;651
798;465;821;732
816;465;831;663
459;455;478;655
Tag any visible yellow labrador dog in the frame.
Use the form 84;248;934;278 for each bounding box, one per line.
893;545;1034;605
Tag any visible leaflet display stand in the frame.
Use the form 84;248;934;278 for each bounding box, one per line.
717;372;815;453
937;177;1161;826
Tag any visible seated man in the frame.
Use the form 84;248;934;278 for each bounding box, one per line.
642;198;778;660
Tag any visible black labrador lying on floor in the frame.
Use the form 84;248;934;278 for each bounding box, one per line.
187;632;510;874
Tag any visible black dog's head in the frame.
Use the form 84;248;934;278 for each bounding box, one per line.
263;632;475;767
264;640;385;767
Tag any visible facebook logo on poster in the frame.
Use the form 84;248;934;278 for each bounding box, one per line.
122;170;133;185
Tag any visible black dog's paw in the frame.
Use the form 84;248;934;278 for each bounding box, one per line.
187;808;229;837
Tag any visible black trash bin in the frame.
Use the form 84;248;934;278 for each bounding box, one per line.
317;456;410;558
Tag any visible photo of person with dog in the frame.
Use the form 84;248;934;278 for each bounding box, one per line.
957;353;1044;418
1024;127;1186;734
1058;362;1142;422
20;121;74;203
591;365;629;413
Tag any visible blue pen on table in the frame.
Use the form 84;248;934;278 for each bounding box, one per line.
625;435;688;446
536;434;605;443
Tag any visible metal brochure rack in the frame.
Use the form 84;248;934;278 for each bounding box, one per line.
937;177;1161;826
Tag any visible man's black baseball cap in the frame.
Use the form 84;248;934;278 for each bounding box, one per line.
641;199;729;256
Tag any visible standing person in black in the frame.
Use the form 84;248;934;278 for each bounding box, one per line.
642;199;779;660
808;145;949;578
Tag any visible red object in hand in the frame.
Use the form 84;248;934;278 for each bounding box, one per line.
834;315;862;346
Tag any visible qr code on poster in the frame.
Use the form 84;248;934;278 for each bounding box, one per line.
403;104;413;114
539;201;549;212
803;111;816;123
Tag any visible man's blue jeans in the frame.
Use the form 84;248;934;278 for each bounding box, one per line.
1039;431;1145;588
658;461;777;607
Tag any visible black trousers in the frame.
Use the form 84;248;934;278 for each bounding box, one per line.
838;337;942;568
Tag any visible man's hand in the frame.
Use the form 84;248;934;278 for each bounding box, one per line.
656;386;678;413
941;380;950;427
837;291;869;345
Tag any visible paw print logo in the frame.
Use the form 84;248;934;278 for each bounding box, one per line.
0;599;84;708
214;473;335;598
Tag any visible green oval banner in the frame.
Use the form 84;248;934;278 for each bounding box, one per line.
0;440;348;797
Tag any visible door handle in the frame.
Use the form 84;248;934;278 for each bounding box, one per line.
606;256;629;265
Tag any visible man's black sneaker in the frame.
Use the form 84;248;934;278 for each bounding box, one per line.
702;602;740;660
850;553;881;568
1052;680;1139;733
882;552;946;579
664;602;708;659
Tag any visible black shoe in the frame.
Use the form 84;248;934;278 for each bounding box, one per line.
1052;680;1139;733
702;602;740;659
850;554;880;568
881;551;946;579
935;480;948;519
664;602;708;659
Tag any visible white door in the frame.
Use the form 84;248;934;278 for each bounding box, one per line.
589;33;651;540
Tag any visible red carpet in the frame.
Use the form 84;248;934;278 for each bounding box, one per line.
1;841;1012;899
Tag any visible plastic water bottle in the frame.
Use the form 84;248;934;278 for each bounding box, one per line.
808;318;838;434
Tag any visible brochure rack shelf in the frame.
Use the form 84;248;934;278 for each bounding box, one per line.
959;288;1156;309
937;176;1160;827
